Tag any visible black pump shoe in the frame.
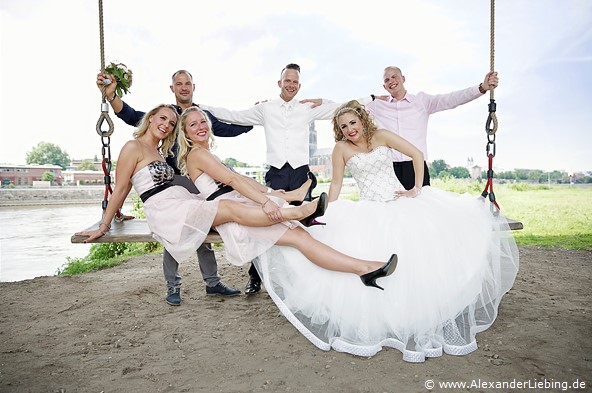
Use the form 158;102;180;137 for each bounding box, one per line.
300;192;328;227
360;254;398;290
303;172;317;202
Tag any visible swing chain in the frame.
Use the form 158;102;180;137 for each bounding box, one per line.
481;0;500;214
96;0;123;222
101;136;112;211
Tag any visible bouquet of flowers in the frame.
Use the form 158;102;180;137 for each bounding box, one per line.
104;62;133;97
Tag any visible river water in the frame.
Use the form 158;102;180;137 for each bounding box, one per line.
0;203;131;282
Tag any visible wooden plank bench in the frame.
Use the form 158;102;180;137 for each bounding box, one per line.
71;217;523;244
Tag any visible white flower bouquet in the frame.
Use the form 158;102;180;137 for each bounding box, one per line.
104;62;133;97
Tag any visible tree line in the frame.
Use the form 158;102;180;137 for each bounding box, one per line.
429;159;592;184
24;142;591;184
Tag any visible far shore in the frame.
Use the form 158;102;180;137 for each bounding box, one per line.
0;186;138;207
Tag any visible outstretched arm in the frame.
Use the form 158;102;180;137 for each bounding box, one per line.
199;104;264;127
204;110;253;137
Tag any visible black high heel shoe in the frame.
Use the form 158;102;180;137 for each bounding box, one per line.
303;172;317;202
300;192;328;227
360;254;398;290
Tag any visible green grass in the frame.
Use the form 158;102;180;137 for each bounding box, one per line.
58;196;163;276
432;179;592;250
58;241;163;275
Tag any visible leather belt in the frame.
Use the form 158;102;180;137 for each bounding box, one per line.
206;184;234;201
140;182;173;203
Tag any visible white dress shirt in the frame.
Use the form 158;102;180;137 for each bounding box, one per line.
202;96;372;169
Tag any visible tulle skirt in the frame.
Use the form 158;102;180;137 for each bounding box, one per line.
254;186;519;362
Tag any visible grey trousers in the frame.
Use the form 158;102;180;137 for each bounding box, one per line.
163;174;220;289
163;243;220;289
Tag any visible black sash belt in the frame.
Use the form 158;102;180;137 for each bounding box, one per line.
206;184;234;201
140;182;173;203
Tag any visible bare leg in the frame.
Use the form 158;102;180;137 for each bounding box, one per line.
275;227;384;276
212;199;317;227
269;178;312;202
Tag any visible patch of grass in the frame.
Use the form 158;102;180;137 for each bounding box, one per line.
433;180;592;250
60;194;163;275
59;241;162;275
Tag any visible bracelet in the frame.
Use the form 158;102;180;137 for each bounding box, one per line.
413;186;422;195
478;83;486;94
106;93;117;102
99;222;111;230
371;94;376;101
261;199;270;209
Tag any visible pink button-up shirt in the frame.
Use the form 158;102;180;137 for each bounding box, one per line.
366;86;483;162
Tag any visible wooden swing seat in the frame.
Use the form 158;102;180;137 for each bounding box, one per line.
71;217;523;244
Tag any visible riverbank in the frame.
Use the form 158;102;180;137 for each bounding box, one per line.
0;246;590;392
0;187;138;206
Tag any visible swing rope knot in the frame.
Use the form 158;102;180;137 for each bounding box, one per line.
96;101;115;138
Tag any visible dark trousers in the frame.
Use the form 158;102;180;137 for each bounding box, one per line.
248;163;310;280
264;163;310;192
393;161;431;190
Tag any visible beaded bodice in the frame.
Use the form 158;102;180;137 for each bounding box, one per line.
345;146;405;201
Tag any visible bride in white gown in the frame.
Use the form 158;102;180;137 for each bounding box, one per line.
253;100;519;362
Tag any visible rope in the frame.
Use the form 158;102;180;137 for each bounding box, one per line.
95;0;122;221
481;0;500;212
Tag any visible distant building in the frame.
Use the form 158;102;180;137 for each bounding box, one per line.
233;166;267;184
1;160;111;187
466;157;482;180
68;159;103;171
62;170;106;186
0;164;63;187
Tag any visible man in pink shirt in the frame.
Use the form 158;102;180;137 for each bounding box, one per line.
365;67;499;190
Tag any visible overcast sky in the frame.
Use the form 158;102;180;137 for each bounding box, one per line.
1;0;591;173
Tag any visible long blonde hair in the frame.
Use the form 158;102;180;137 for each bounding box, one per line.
331;100;378;149
133;104;178;157
176;106;215;176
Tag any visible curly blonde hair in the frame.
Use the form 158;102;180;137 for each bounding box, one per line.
176;106;215;176
331;100;377;149
133;104;178;158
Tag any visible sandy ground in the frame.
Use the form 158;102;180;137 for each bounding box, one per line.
0;246;590;393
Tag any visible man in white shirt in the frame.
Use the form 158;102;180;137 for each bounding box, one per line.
201;63;372;294
365;66;499;190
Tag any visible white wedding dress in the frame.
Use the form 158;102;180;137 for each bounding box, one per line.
254;146;519;362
